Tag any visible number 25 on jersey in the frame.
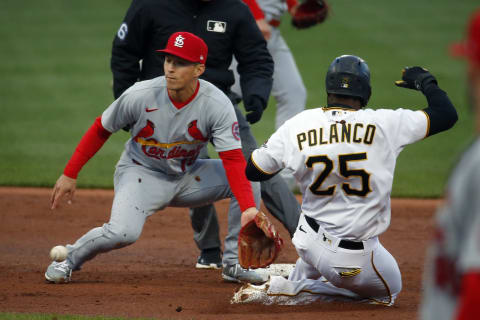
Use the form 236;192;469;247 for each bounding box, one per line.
306;152;371;197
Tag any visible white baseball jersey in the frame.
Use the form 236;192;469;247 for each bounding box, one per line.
421;138;480;320
251;107;428;240
102;77;241;176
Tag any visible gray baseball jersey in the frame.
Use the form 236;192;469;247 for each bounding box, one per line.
58;77;260;272
102;77;241;176
421;138;480;319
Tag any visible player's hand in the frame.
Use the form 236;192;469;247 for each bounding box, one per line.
238;209;283;269
395;66;437;93
50;174;77;210
241;207;259;227
256;19;272;40
244;96;265;124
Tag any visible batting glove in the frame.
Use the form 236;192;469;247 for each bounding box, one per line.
395;66;437;93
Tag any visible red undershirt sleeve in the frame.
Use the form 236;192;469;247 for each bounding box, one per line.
63;116;112;179
286;0;298;12
218;149;256;212
242;0;265;20
456;272;480;320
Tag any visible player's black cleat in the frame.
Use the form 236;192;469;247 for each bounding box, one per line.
195;248;222;269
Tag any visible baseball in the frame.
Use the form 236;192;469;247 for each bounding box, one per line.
49;245;68;262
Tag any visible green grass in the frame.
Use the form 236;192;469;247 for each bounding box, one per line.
0;0;477;196
0;313;156;320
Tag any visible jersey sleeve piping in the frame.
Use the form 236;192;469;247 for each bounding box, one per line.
420;110;431;138
250;154;276;175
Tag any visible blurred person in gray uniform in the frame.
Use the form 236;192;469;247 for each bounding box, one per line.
421;9;480;320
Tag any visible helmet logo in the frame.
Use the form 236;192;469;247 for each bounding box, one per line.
341;77;350;88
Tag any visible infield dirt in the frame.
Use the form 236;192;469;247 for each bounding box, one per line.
0;187;441;319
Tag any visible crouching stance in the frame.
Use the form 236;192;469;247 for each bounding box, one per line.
233;55;457;305
46;32;268;285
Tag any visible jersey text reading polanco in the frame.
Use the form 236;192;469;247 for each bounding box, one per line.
296;121;376;150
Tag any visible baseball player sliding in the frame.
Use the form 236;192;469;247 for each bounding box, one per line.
232;55;458;305
45;31;275;284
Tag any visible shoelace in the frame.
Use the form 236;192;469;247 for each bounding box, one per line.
53;261;70;273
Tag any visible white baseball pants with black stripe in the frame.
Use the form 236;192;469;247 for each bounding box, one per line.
267;214;402;306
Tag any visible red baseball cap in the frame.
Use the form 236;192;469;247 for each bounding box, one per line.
157;31;208;64
450;9;480;67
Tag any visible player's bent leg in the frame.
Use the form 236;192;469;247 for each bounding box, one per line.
320;241;401;306
190;205;222;269
366;243;402;305
45;214;147;284
288;257;322;281
171;159;266;284
269;32;306;130
46;160;176;283
260;175;301;237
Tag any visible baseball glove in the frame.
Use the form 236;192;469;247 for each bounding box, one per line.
291;0;329;29
238;211;283;269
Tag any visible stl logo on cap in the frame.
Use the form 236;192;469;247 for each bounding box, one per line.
157;31;208;64
174;35;185;48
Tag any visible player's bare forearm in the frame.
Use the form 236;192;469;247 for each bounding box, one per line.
50;174;77;210
255;19;271;40
241;207;259;227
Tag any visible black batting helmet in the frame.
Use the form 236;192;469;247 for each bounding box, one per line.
325;55;371;106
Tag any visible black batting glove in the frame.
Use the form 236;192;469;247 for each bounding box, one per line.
395;66;437;93
244;96;265;124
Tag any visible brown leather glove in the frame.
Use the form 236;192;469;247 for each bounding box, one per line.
238;211;284;269
291;0;329;29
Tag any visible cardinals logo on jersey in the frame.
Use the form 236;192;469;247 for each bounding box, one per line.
134;120;155;141
188;120;208;142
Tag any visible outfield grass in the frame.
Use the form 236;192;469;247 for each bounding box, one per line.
0;0;478;196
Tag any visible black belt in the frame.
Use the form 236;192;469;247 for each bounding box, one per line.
304;215;364;250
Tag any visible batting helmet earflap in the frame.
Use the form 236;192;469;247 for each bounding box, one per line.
325;55;372;106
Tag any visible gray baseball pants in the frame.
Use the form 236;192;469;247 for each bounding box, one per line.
65;152;260;270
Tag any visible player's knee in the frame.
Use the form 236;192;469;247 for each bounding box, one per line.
103;223;142;246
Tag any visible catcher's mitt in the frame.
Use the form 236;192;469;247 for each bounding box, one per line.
291;0;329;29
238;211;283;269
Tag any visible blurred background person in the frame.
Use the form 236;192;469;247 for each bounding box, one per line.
420;9;480;320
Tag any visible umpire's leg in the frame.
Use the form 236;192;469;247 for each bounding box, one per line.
233;106;301;237
189;146;222;263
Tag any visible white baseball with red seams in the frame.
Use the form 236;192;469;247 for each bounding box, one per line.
49;245;68;262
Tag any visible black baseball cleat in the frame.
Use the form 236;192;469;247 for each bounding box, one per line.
195;248;222;269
